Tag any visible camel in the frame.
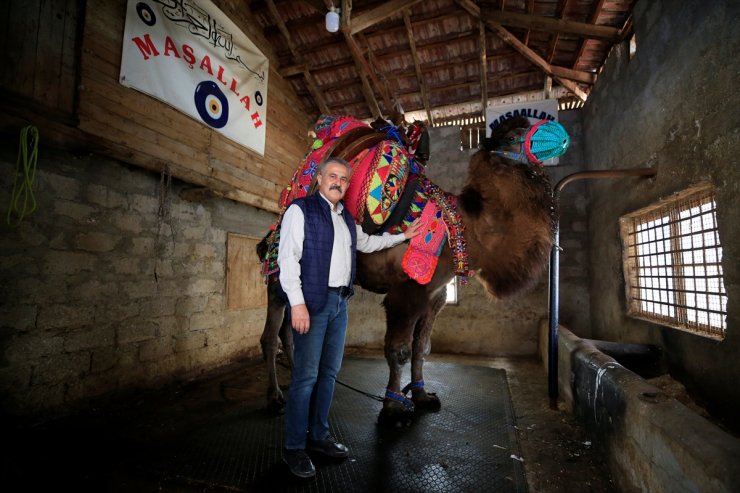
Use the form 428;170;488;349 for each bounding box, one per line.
257;116;556;425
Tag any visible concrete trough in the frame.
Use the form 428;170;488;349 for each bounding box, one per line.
539;322;740;493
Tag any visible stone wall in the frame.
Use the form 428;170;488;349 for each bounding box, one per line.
0;146;274;416
346;113;592;355
581;0;739;430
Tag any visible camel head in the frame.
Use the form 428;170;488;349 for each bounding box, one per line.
457;116;556;298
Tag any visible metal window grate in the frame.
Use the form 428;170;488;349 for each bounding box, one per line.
620;183;727;339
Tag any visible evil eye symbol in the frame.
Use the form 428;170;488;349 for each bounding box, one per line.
255;91;263;106
136;2;156;26
194;81;229;129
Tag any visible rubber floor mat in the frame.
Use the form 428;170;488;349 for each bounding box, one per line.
146;357;527;493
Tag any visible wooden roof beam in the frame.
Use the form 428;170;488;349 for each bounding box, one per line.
572;0;606;69
485;8;621;42
403;11;433;125
545;0;574;64
358;32;398;112
456;0;589;101
342;31;382;118
479;19;488;118
265;0;330;114
350;0;425;35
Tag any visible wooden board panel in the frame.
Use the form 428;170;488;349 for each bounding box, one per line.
0;0;309;214
76;0;308;211
226;233;268;310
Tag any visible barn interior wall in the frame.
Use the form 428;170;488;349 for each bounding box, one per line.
0;146;278;416
346;112;593;356
0;0;312;417
581;0;739;430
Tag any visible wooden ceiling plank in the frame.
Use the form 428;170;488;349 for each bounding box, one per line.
546;0;569;63
342;30;382;118
265;0;300;56
300;0;328;16
265;0;325;114
278;63;309;78
303;70;331;114
403;11;433;125
456;0;591;100
485;9;621;43
572;0;607;69
358;32;397;112
349;0;425;35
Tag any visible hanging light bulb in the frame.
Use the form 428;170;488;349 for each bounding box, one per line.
325;6;340;33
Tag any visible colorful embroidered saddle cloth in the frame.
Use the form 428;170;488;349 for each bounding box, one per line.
263;115;471;285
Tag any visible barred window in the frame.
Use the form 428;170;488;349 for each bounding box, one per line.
619;183;727;339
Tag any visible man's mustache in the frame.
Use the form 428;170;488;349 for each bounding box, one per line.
330;184;343;192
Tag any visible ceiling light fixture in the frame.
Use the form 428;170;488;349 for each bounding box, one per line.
325;6;340;33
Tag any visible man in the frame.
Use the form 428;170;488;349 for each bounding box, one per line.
277;157;422;478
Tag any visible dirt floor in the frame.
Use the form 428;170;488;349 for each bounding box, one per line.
3;350;617;492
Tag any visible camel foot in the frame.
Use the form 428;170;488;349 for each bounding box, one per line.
266;392;286;415
413;391;441;412
378;400;415;428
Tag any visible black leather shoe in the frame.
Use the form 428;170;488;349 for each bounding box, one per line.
307;436;349;458
283;448;316;478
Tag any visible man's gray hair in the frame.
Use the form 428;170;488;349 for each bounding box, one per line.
317;157;351;175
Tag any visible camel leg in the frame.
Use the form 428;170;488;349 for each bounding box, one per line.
261;280;289;415
409;288;446;411
378;284;422;426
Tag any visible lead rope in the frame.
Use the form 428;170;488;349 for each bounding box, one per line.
277;359;420;406
6;125;39;226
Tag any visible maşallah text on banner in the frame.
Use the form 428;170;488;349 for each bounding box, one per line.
119;0;269;155
486;99;560;165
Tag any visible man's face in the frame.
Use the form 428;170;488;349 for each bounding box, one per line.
317;162;350;205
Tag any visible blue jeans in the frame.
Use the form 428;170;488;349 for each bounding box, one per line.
284;289;348;450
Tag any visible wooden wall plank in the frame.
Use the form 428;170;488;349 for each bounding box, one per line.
4;1;41;94
226;233;268;310
0;0;309;213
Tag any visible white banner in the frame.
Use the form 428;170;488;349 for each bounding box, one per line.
120;0;269;155
486;99;560;165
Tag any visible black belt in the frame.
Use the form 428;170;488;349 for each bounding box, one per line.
328;286;351;297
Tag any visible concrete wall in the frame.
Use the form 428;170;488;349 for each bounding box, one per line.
346;113;593;355
542;324;740;493
581;0;739;431
0;147;274;416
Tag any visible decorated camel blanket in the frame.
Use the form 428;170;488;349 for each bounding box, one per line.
262;115;471;286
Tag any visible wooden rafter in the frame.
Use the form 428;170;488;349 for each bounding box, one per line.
546;0;573;64
299;0;327;15
349;0;425;35
342;31;382;117
403;11;433;124
358;32;397;111
456;0;589;101
265;0;330;114
486;6;621;43
479;19;488;117
572;0;606;69
523;0;535;46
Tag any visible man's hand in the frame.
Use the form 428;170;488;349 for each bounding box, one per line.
291;304;311;334
403;218;424;240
